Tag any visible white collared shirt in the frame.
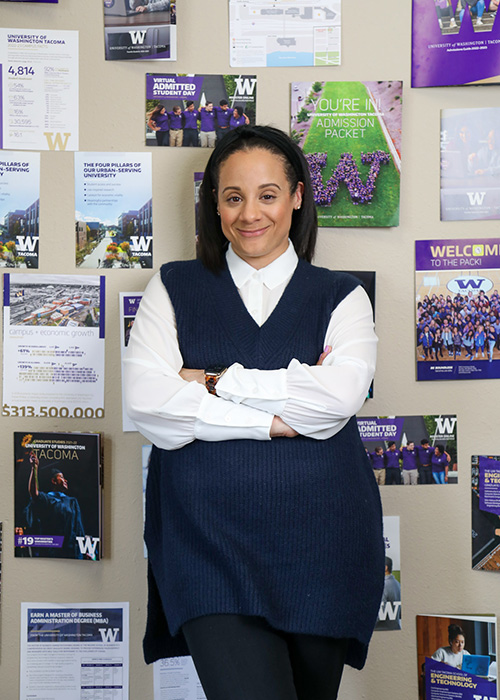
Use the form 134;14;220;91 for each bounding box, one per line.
123;242;377;450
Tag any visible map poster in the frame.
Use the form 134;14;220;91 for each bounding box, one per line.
375;516;401;631
0;28;78;151
0;152;40;268
3;273;105;419
416;239;500;381
441;108;500;221
472;454;500;571
229;0;341;67
412;0;500;87
75;153;153;269
358;414;458;485
416;614;497;700
291;81;402;227
103;0;176;61
146;73;257;148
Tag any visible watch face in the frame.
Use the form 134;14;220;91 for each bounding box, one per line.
205;365;227;376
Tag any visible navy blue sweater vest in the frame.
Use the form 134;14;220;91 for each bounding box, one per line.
143;258;384;670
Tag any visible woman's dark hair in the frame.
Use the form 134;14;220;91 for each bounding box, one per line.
448;624;465;643
233;105;244;118
197;125;317;272
150;104;165;119
435;444;445;455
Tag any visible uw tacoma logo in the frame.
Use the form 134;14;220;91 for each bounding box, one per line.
16;236;39;253
434;416;457;435
129;236;152;253
446;276;493;294
129;30;147;45
76;535;99;558
467;192;486;206
43;132;71;151
234;77;257;96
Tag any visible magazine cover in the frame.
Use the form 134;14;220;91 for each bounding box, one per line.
441;108;500;221
375;515;401;631
0;152;40;268
229;0;341;67
75;153;153;269
416;239;500;380
472;454;500;570
358;414;458;485
103;0;176;61
14;432;102;560
146;74;257;147
416;614;497;700
119;292;143;431
412;0;500;87
290;81;402;227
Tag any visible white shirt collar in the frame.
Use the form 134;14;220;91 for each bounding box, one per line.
226;241;298;290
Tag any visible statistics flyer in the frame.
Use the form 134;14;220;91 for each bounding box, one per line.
416;239;500;381
146;73;257;148
472;454;500;571
104;0;176;62
229;0;341;67
375;515;401;631
359;414;458;485
0;152;40;268
154;656;206;700
75;153;153;269
3;273;105;418
291;81;402;227
441;108;500;221
119;291;143;431
20;602;129;700
416;614;497;700
0;29;78;151
412;0;500;87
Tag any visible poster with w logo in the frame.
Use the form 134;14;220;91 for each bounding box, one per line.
290;81;402;228
412;0;500;87
416;239;500;380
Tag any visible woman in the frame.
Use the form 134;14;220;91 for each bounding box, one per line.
432;624;470;669
432;444;451;484
147;105;169;147
229;105;249;129
124;125;384;700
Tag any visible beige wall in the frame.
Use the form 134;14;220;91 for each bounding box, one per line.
1;0;499;697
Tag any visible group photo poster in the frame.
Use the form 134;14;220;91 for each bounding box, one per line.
146;73;257;148
358;414;458;485
416;614;497;700
416;238;500;380
0;28;78;151
472;454;500;571
376;515;401;631
119;291;143;431
103;0;176;61
14;431;102;560
0;152;40;268
2;273;105;418
290;80;402;227
75;153;153;269
412;0;500;87
441;108;500;221
229;0;341;67
20;602;129;700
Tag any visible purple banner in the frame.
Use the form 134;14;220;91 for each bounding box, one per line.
479;456;500;514
357;418;405;441
416;239;500;271
425;657;496;699
146;75;205;100
16;535;64;547
122;295;142;316
412;0;500;87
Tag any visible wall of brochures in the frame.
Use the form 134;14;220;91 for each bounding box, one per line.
1;1;500;699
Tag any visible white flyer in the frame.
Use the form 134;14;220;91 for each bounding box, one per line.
154;656;206;700
0;28;78;151
20;602;129;700
119;291;143;431
229;0;341;67
3;273;105;419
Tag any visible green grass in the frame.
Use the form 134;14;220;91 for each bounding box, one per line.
303;81;400;227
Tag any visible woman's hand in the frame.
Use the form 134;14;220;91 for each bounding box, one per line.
270;416;298;438
180;368;205;385
317;345;332;365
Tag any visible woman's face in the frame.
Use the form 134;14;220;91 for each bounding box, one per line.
450;634;465;654
217;148;303;270
233;108;239;118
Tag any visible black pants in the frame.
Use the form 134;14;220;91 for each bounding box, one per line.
182;614;348;700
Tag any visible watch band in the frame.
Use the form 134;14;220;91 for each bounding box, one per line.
204;365;227;395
